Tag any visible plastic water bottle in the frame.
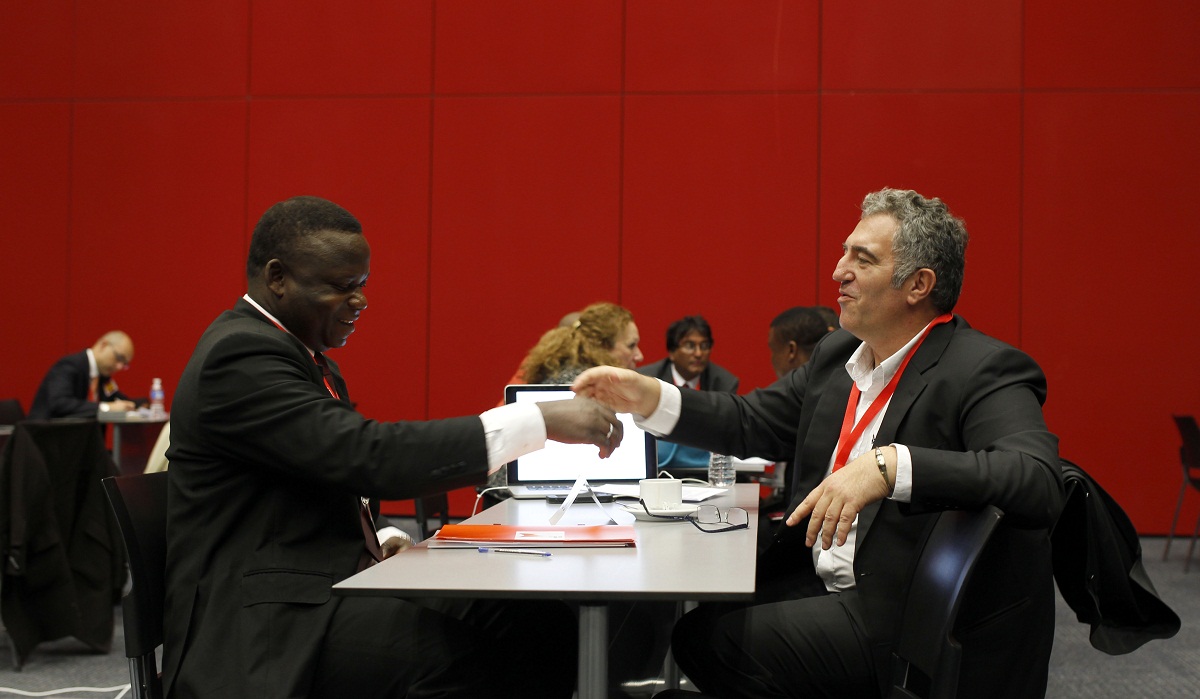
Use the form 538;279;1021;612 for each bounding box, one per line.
149;378;166;419
708;452;735;487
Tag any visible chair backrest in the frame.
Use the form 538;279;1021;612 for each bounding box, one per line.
889;505;1003;699
1172;415;1200;482
102;471;168;699
0;398;23;425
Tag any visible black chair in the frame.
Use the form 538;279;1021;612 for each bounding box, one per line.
1;418;124;668
1163;415;1200;571
888;505;1003;699
654;508;1003;699
413;492;451;540
0;398;23;425
102;471;168;699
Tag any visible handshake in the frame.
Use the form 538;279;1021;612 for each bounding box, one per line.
537;366;663;458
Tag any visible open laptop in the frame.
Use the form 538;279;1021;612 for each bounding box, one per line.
504;384;657;499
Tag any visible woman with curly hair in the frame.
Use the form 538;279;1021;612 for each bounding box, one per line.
519;301;643;384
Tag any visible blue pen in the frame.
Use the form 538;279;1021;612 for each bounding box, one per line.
478;547;551;557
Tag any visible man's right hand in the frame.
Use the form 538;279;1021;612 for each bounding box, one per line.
571;367;661;417
104;399;137;412
537;397;624;458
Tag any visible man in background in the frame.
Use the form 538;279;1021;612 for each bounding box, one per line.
638;315;738;470
767;306;838;378
637;315;738;392
28;331;138;418
762;306;839;534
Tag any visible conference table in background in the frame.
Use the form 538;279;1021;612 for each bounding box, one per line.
98;410;167;472
335;483;760;699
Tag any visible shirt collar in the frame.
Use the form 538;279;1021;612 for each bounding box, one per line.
85;347;98;379
670;363;699;389
242;294;315;357
844;318;938;400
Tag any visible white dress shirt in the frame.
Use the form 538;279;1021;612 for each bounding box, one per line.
636;321;939;592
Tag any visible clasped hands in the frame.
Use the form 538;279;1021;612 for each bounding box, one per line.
536;394;624;458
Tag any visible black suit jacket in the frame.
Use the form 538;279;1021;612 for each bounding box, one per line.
667;317;1064;698
28;350;132;419
163;299;489;698
637;357;739;393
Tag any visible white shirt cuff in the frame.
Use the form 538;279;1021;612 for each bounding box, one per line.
891;443;913;502
635;379;682;437
376;525;404;545
480;402;547;473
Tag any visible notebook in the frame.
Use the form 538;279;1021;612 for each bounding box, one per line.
504;384;657;499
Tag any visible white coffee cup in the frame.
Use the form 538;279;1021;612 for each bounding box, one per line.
639;478;683;511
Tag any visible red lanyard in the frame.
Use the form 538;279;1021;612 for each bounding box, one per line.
261;315;341;400
831;314;952;471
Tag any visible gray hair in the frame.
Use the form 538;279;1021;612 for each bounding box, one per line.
861;188;968;313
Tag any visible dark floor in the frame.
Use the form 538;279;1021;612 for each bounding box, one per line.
0;533;1196;698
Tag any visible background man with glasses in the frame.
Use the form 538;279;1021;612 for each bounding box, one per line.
637;314;739;393
29;330;138;418
638;314;739;470
575;188;1063;699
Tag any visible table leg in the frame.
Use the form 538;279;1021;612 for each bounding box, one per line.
110;423;122;471
578;602;608;699
663;599;699;690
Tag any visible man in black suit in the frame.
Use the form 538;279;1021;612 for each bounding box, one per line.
28;331;138;419
636;315;739;393
164;196;623;698
576;188;1063;698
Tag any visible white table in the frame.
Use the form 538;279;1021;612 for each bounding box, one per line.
97;410;167;471
334;483;760;699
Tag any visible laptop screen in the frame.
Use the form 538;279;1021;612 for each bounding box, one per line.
505;384;657;485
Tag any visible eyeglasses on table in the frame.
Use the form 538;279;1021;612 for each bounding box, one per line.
636;499;748;533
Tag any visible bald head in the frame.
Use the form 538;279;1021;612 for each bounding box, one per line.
93;330;134;376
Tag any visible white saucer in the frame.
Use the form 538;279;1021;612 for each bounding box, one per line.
619;503;698;522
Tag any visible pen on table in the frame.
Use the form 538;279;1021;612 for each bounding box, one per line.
477;547;551;557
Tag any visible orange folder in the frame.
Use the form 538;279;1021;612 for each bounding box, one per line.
429;524;636;548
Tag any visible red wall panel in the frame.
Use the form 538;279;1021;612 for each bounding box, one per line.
435;0;622;94
822;0;1022;90
74;2;248;98
625;0;819;92
250;0;433;96
70;101;247;406
1023;92;1200;532
0;1;73;99
1;103;72;406
623;93;819;392
247;98;433;421
429;96;622;418
820;92;1023;346
1025;0;1200;88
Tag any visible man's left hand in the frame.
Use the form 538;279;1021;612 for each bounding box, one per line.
785;447;893;549
381;532;415;559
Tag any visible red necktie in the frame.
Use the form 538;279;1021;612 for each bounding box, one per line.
313;353;381;569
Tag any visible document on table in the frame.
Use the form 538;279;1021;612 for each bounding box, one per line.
427;524;636;548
